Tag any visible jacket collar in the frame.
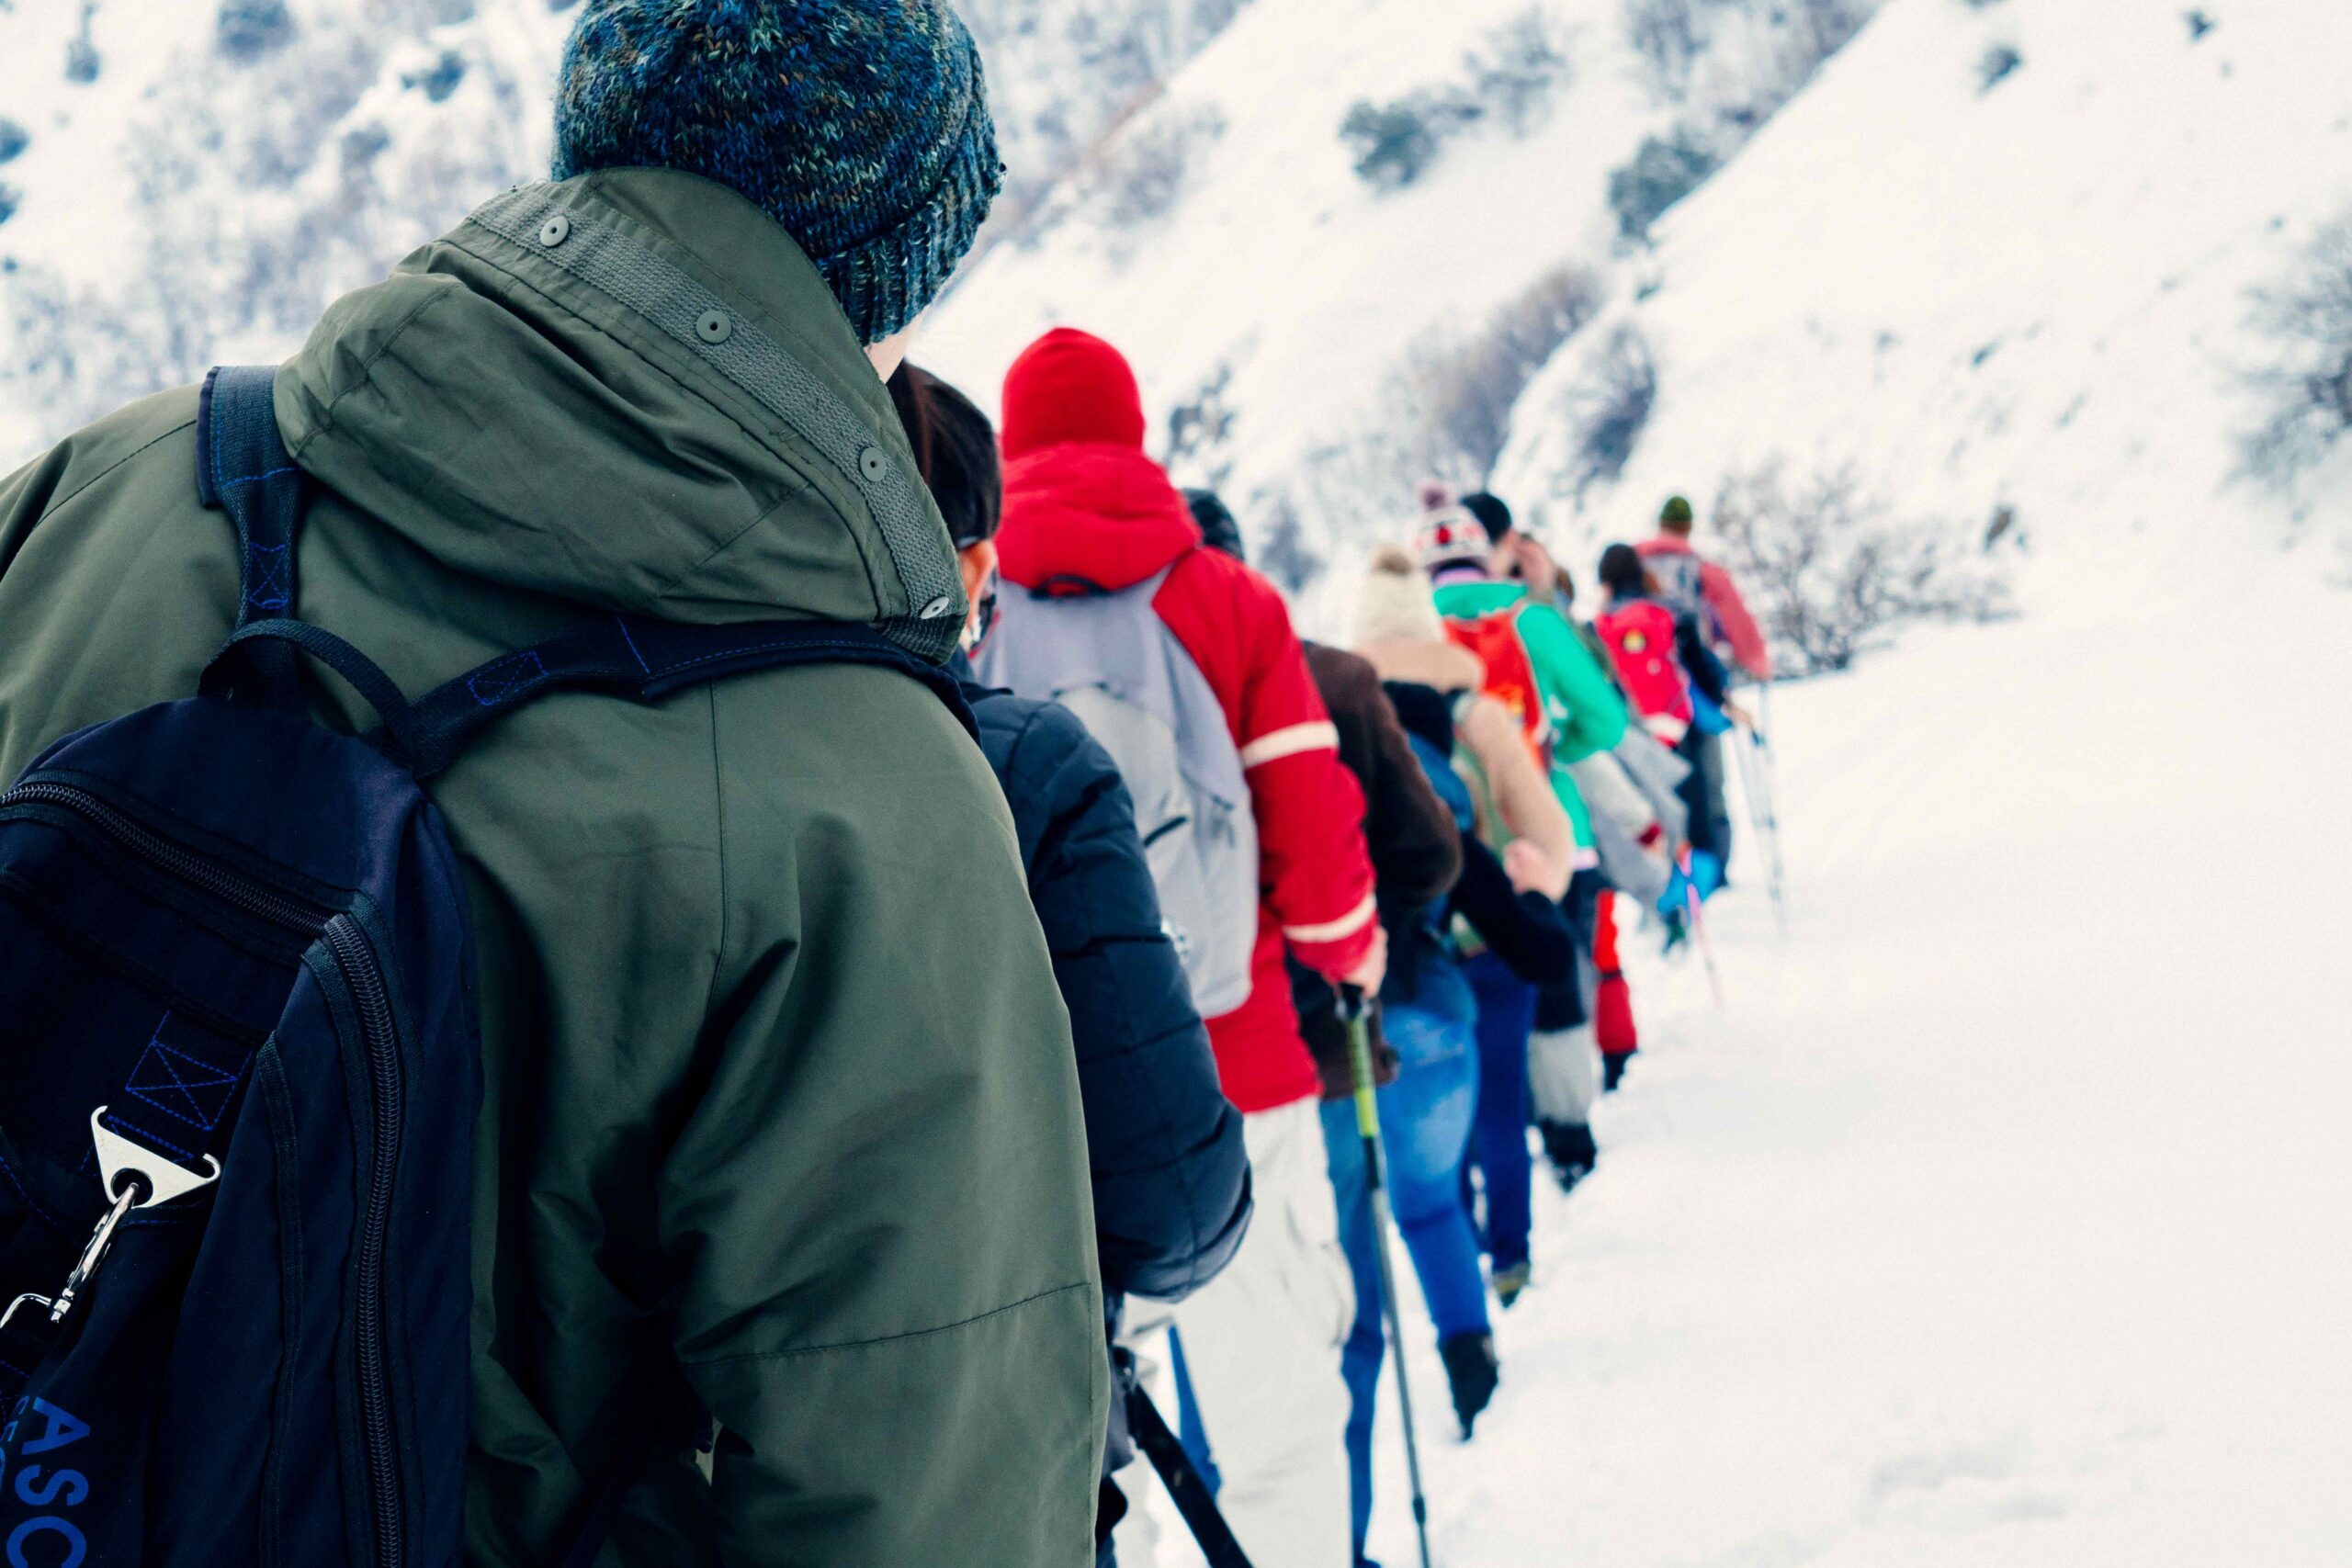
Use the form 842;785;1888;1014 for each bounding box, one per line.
276;169;965;660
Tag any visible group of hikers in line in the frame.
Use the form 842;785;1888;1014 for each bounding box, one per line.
920;328;1769;1566
0;2;1770;1563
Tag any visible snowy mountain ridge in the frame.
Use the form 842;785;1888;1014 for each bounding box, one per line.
3;0;2346;602
0;0;1240;453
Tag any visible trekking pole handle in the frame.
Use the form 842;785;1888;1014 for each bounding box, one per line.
1338;989;1384;1164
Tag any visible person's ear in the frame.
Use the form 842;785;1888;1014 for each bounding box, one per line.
956;538;998;609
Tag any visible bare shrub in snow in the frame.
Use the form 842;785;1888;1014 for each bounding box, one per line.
1464;7;1571;135
1340;7;1569;190
0;118;29;164
2;5;541;445
0;187;17;228
1625;0;1709;96
1632;0;1873;112
1718;0;1876;130
1976;42;2023;93
1559;324;1657;497
217;0;297;62
1711;459;2009;675
64;2;101;84
1340;95;1466;191
959;0;1252;246
1608;127;1718;242
1385;266;1603;490
1162;362;1238;489
1253;490;1324;595
2240;214;2352;491
1088;103;1226;230
404;51;469;104
1782;0;1873;65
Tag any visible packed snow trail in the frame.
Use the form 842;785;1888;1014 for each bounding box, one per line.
1128;543;2352;1566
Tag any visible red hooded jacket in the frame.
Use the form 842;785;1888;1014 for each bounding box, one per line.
996;329;1377;1114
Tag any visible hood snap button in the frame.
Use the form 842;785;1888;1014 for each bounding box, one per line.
695;310;732;344
537;213;571;247
919;594;957;620
858;446;888;482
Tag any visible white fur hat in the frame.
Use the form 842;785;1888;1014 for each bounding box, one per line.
1353;544;1448;648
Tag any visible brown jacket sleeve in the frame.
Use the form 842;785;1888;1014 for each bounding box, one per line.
1295;645;1464;1099
1306;644;1463;917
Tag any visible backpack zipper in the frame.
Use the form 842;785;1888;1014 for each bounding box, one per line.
322;912;404;1568
0;781;330;933
0;780;407;1565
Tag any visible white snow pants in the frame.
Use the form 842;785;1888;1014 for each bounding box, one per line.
1528;1023;1601;1126
1117;1096;1355;1568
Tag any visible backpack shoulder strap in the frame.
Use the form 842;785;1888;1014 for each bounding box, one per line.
196;366;309;708
398;615;975;779
213;614;973;778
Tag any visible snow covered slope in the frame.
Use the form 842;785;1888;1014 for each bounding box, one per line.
1499;0;2352;578
921;0;1689;552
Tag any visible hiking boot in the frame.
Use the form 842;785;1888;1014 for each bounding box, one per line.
1491;1260;1531;1309
1538;1119;1598;1192
1438;1331;1500;1438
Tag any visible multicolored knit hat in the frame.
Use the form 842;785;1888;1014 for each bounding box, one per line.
552;0;1003;345
1410;481;1492;577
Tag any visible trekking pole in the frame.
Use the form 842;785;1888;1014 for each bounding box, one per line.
1126;1379;1255;1568
1676;847;1725;1009
1752;680;1789;935
1340;988;1437;1568
1729;710;1788;939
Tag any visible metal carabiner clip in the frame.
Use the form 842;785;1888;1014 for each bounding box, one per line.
0;1107;220;1337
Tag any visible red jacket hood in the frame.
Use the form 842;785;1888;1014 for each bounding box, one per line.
997;443;1201;592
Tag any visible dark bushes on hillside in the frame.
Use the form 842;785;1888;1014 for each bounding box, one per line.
2241;214;2352;491
1567;324;1657;494
1976;42;2023;92
1340;7;1568;191
1608;128;1718;242
218;0;297;62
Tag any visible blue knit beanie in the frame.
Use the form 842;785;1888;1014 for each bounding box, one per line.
552;0;1002;345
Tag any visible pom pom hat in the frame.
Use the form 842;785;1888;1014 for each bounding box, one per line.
1410;482;1492;577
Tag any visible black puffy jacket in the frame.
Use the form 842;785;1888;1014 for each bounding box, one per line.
956;666;1253;1303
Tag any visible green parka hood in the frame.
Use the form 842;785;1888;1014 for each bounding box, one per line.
276;168;967;660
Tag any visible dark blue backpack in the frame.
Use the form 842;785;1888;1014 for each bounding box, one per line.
0;368;967;1565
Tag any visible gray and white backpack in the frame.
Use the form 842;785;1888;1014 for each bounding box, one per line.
977;570;1260;1017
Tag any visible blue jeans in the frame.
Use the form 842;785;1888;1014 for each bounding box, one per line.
1464;951;1539;1274
1320;1001;1486;1560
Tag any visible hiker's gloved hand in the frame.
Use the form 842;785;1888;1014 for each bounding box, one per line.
1341;923;1388;996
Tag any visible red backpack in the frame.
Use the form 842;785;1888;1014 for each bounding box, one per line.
1595;600;1693;740
1445;604;1551;769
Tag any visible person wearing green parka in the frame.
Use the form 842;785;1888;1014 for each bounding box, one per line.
0;3;1108;1562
